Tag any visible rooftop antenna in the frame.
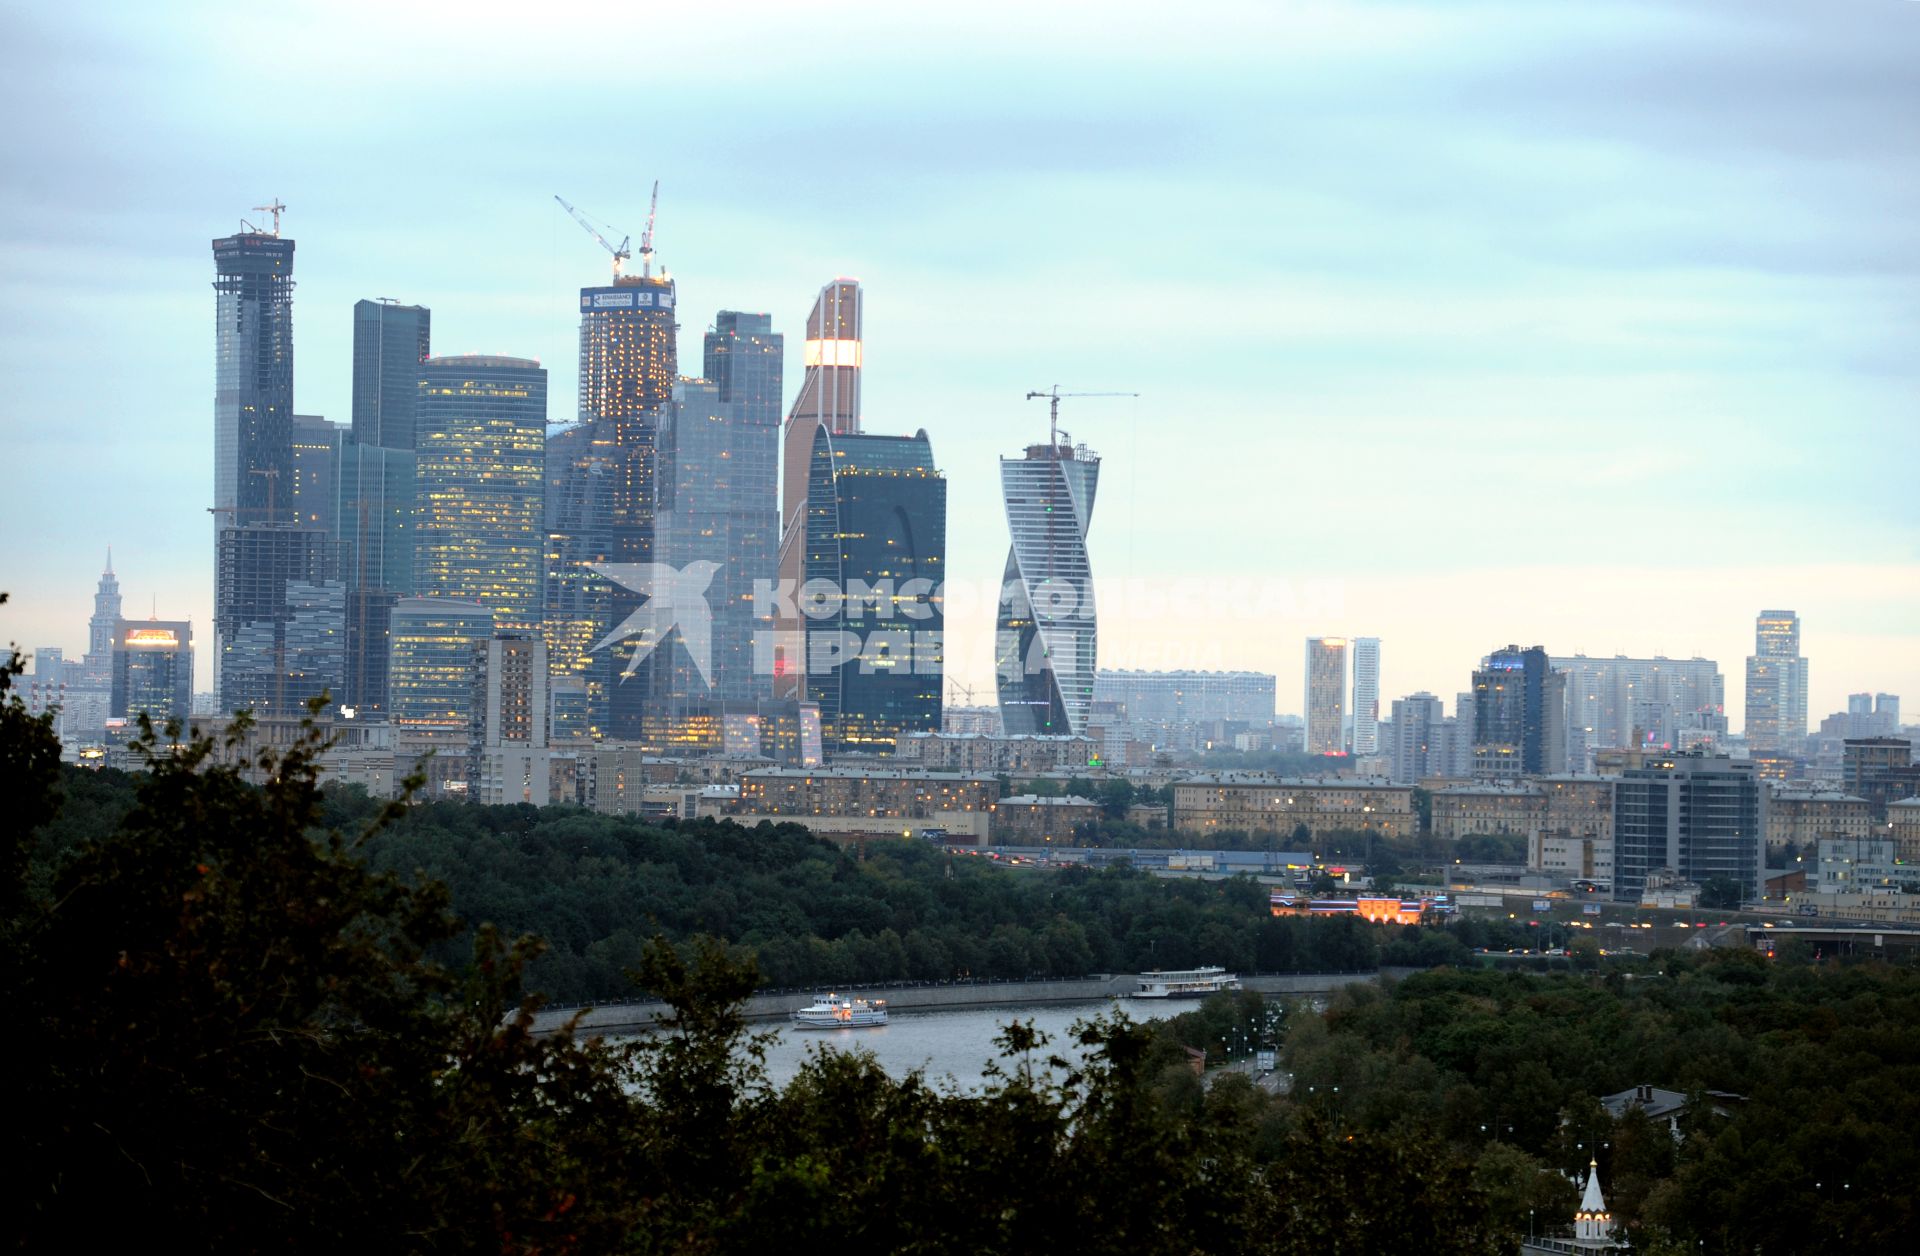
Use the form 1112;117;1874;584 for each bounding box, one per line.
1023;385;1139;449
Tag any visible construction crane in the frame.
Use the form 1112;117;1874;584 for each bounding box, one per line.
638;180;659;278
241;198;287;236
1025;385;1139;448
554;194;631;279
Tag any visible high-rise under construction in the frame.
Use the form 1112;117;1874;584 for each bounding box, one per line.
544;200;678;739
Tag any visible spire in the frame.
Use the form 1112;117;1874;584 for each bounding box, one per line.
104;546;113;576
1579;1158;1607;1214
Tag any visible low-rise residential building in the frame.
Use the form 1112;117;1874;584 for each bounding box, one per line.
1171;774;1414;840
896;732;1096;774
1429;782;1542;840
1765;789;1873;856
735;767;999;820
473;747;579;807
1890;796;1920;863
991;795;1103;844
1813;838;1911;894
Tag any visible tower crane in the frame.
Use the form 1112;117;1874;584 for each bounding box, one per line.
554;194;631;279
1024;385;1139;449
638;180;659;278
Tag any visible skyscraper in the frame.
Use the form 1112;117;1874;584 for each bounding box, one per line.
1388;691;1444;783
212;221;296;528
413;355;547;633
1613;754;1763;904
211;212;301;707
1351;637;1381;756
1304;637;1348;755
84;550;121;685
772;279;863;698
388;597;495;744
655;374;780;707
290;414;342;534
803;427;944;755
351;299;431;450
109;619;193;725
704;311;784;428
1744;609;1808;751
1471;644;1567;778
996;427;1100;736
215;526;334;715
546;256;679;737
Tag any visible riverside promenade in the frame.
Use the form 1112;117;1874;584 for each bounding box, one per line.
527;969;1400;1037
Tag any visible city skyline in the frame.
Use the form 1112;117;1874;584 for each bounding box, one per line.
3;1;1916;723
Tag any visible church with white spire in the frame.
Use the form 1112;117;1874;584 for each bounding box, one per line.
1520;1157;1623;1254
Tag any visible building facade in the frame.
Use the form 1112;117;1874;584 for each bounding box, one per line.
351;299;431;450
1171;774;1415;840
801;428;945;755
1765;789;1873;856
772;279;863;698
1743;609;1808;751
1472;644;1566;779
735;766;996;820
896;732;1096;774
992;795;1103;845
703;310;783;428
1612;754;1764;904
109;619;193;725
1350;637;1380;757
388;597;495;745
1092;670;1277;727
1304;637;1348;755
1552;653;1724;752
996;432;1100;736
413;355;547;632
1388;692;1445;783
214;526;334;715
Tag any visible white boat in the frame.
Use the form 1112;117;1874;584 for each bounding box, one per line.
790;992;889;1028
1129;966;1243;999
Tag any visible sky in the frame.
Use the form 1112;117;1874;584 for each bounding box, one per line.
1;0;1915;726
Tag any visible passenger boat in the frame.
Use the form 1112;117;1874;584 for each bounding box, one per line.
1129;966;1243;998
790;992;889;1028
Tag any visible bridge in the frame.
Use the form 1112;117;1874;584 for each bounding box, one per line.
1741;924;1920;960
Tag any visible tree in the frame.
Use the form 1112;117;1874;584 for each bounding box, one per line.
1699;876;1743;909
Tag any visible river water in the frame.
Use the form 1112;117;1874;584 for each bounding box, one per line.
617;999;1181;1091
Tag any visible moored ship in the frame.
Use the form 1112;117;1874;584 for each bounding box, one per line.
791;993;889;1028
1130;966;1242;999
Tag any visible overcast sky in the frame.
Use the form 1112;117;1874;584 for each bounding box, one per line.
1;0;1915;724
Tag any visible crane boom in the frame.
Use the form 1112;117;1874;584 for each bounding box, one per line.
639;180;659;277
1024;385;1139;448
554;194;632;278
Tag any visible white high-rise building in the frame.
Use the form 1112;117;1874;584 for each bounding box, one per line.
1389;691;1444;784
1351;637;1381;756
996;420;1100;736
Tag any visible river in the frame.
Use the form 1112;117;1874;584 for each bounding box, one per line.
620;998;1181;1091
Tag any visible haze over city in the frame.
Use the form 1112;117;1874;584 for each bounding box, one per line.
3;0;1915;720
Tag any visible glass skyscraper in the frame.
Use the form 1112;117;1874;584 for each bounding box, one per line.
214;525;333;715
996;435;1100;736
110;619;194;725
773;279;863;699
704;311;784;428
803;427;945;755
211;223;298;705
1613;754;1763;904
657;375;779;705
388;598;495;741
212;228;296;527
351;299;432;450
1471;644;1568;778
1743;609;1807;752
290;414;342;533
547;268;678;739
413;355;547;633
